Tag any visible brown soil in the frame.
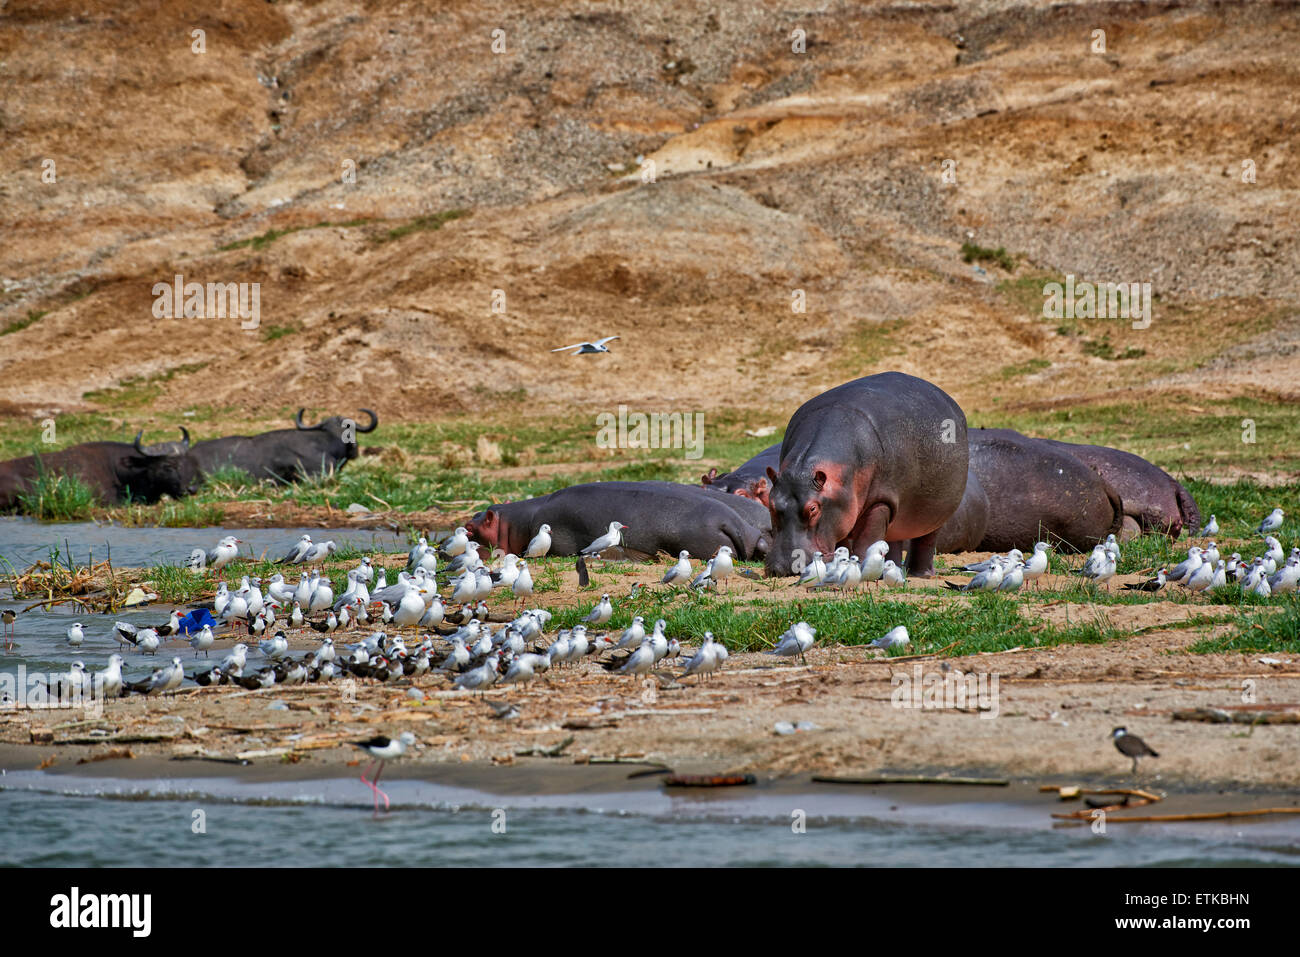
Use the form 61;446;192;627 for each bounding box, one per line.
1;0;1297;427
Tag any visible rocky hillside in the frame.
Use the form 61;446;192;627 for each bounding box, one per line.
1;0;1296;429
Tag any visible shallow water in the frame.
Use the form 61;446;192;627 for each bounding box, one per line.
1;771;1297;866
0;517;406;570
0;521;403;688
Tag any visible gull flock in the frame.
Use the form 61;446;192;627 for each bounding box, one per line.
14;508;1295;720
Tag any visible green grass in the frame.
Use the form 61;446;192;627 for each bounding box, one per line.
82;362;210;408
1;309;47;336
1186;596;1300;654
14;467;97;521
1081;336;1146;361
997;358;1051;379
261;324;298;341
375;209;468;244
961;242;1017;272
217;219;376;252
838;319;907;373
974;399;1300;475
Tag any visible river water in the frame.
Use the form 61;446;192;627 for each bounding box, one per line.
0;517;406;569
2;771;1297;867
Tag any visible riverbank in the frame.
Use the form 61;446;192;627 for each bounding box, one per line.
3;610;1298;790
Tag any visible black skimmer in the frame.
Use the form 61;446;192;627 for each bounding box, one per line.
352;732;416;813
308;611;339;634
1111;727;1159;774
190;666;223;687
156;609;183;638
1122;569;1168;592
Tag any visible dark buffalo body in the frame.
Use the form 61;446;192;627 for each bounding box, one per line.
764;372;969;577
967;429;1124;551
0;431;202;509
466;481;771;560
1044;439;1200;538
151;409;377;484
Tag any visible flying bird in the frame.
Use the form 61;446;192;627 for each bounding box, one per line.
551;336;619;355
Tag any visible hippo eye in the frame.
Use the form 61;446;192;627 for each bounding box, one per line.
804;502;820;523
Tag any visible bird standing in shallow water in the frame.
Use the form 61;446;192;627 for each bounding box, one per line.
352;731;417;814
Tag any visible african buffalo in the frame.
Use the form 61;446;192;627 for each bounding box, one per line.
0;430;202;510
150;409;378;484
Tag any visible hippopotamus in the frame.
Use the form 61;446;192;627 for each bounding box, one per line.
466;481;771;560
934;467;989;553
764;372;969;578
1043;440;1200;539
701;443;781;503
967;429;1124;552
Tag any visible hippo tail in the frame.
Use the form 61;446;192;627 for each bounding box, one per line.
1174;482;1201;539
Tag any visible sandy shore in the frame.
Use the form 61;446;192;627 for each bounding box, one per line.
3;574;1299;794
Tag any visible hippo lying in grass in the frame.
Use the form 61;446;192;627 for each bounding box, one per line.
1044;439;1200;539
963;429;1125;552
466;481;771;560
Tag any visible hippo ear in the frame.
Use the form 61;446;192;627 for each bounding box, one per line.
765;465;779;484
812;470;827;492
481;509;498;532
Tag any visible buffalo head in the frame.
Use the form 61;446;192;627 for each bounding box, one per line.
294;408;377;460
124;429;203;501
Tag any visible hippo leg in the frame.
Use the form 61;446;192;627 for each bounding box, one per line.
905;530;939;578
849;503;893;561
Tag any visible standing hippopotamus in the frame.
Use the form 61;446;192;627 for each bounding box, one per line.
968;429;1124;551
466;481;770;560
701;443;781;504
764;372;969;578
1043;440;1200;539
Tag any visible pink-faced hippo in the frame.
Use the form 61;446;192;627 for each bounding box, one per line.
763;372;969;578
701;443;781;504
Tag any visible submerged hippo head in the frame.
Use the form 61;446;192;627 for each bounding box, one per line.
763;462;864;577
